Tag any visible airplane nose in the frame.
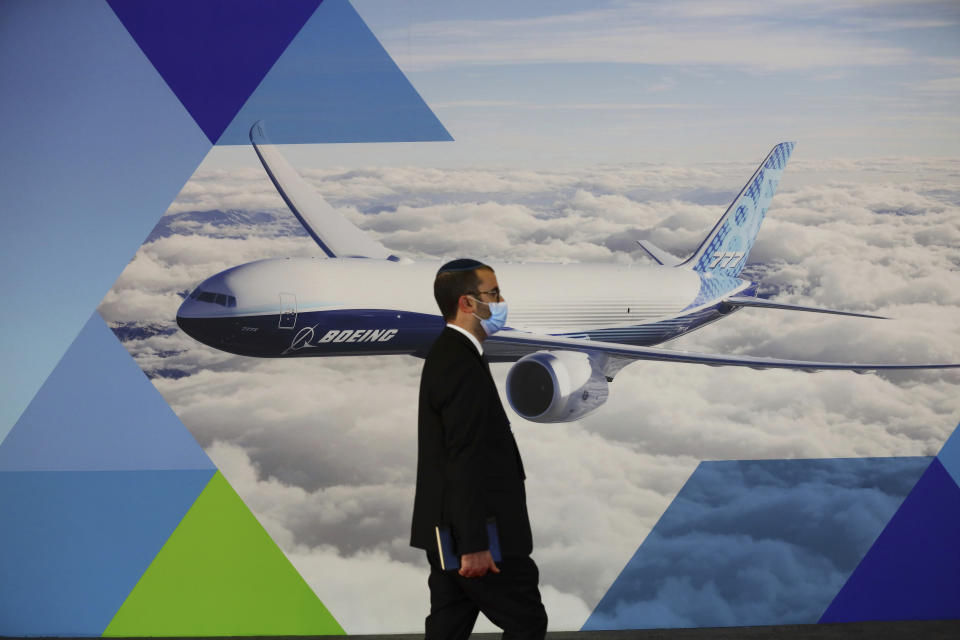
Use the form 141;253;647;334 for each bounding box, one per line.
176;297;210;344
176;279;239;346
176;296;245;353
176;313;212;345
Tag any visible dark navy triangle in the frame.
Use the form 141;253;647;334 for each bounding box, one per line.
217;0;452;144
936;421;960;488
107;0;322;144
0;312;214;471
819;458;960;623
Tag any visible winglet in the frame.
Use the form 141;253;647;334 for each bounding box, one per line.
250;120;269;146
249;121;397;260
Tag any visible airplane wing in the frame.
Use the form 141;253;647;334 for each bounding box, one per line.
250;120;398;260
724;296;889;320
485;330;960;375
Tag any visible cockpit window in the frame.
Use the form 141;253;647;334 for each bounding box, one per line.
192;289;237;307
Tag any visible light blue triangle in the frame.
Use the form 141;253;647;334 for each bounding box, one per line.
217;0;452;144
0;0;211;441
0;469;214;636
0;312;214;471
936;421;960;489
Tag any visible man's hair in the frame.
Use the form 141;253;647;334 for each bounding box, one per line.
434;258;493;321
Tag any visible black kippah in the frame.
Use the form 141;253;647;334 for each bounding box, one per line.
437;258;485;274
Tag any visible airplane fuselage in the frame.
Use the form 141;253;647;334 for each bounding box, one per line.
176;258;757;361
172;135;959;425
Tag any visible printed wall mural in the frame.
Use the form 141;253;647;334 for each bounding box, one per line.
2;0;959;635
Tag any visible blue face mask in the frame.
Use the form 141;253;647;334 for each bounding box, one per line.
472;298;508;336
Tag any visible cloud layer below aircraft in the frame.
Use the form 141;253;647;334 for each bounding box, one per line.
100;157;960;632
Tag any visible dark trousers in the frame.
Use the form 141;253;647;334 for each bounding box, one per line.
425;551;548;640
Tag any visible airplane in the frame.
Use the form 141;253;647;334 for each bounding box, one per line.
176;121;960;423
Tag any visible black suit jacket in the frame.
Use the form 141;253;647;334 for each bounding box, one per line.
410;326;532;556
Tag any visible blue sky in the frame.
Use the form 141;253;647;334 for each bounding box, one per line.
308;0;960;167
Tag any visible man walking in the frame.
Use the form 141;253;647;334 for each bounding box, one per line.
411;258;547;640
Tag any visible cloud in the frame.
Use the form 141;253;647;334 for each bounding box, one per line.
100;155;960;631
910;76;960;95
205;440;427;633
584;457;930;629
205;440;593;633
155;357;700;614
433;101;709;112
371;1;952;73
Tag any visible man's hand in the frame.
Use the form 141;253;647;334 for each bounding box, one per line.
458;550;500;578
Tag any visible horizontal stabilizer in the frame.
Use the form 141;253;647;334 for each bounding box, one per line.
636;240;681;266
724;297;889;320
250;121;396;260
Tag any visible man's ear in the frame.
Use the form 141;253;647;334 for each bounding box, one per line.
457;294;475;315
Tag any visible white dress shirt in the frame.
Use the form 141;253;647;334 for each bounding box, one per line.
446;322;483;356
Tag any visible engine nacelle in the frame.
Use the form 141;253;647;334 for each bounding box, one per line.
505;350;610;423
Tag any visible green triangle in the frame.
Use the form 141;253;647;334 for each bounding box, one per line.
103;471;344;636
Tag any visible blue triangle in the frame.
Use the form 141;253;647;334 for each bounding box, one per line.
819;458;960;623
583;457;930;630
217;0;452;144
107;0;322;144
0;312;214;471
0;0;210;442
936;421;960;489
0;469;214;635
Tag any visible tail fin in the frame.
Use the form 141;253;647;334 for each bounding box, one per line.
681;142;794;276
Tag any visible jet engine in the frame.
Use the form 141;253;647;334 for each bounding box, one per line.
505;350;609;423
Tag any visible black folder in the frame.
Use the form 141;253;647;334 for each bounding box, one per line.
435;518;502;571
